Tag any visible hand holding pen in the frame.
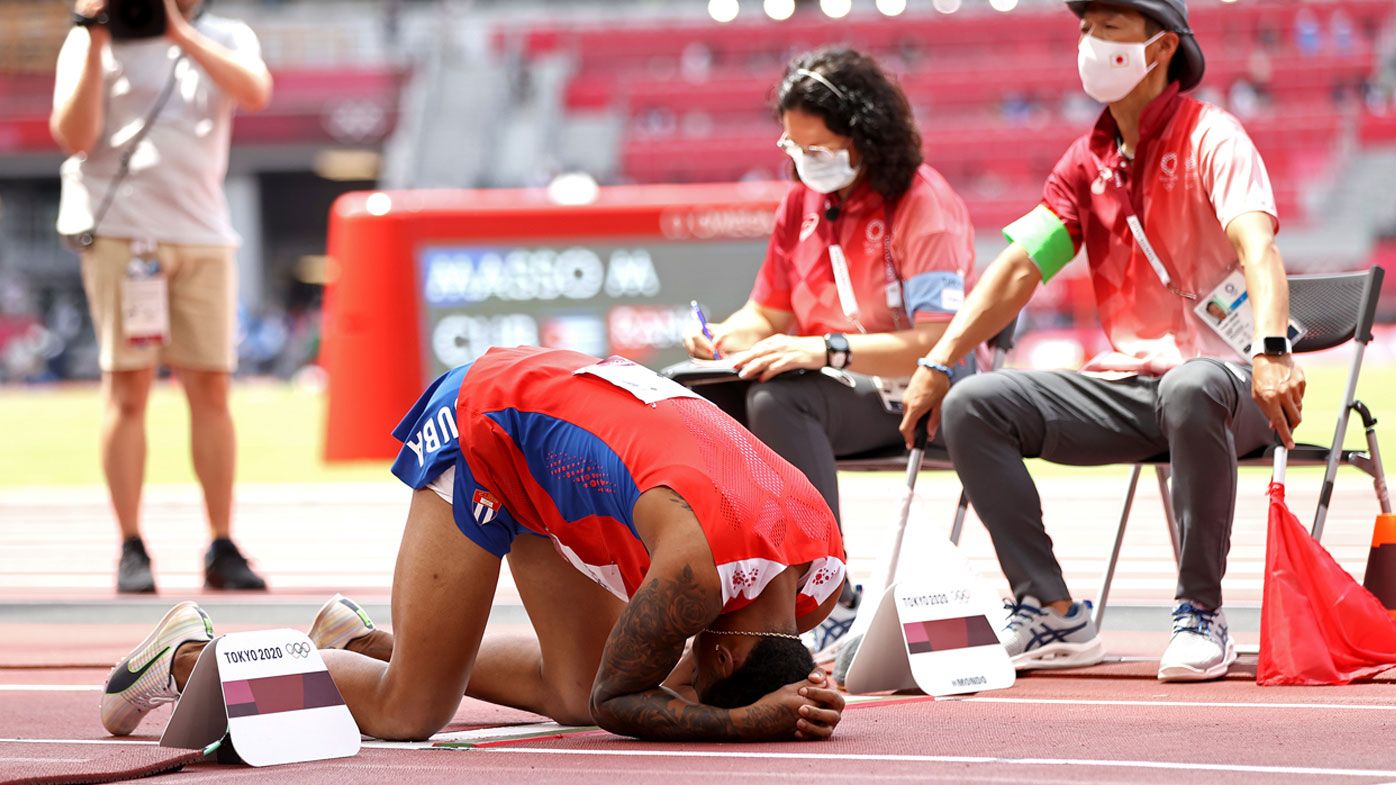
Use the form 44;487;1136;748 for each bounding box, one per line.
688;300;721;361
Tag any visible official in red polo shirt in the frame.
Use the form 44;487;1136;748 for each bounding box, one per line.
899;0;1305;682
683;48;976;653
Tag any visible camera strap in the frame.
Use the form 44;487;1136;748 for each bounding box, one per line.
77;53;186;249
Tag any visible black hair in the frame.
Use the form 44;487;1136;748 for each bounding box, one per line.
1133;13;1184;84
775;47;923;202
700;635;816;710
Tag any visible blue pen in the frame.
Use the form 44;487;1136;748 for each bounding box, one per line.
690;300;721;360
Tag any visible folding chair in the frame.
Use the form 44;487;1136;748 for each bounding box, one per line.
835;319;1019;548
1093;266;1390;628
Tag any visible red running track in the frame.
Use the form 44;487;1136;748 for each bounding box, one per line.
4;648;1396;785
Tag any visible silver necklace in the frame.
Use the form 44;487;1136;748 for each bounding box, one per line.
701;629;801;641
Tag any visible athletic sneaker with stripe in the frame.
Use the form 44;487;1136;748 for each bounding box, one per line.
308;594;376;651
100;601;213;736
998;595;1104;670
1157;601;1236;682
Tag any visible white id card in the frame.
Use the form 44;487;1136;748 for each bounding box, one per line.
574;356;705;405
121;272;170;345
828;244;864;332
1194;270;1302;356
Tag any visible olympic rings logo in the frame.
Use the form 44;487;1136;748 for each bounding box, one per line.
285;641;312;658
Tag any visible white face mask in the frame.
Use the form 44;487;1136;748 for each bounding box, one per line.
1077;31;1166;104
780;136;861;195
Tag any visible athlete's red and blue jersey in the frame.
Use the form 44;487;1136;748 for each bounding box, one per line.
391;346;846;617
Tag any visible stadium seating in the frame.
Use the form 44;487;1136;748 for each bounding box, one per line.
0;3;404;155
505;0;1395;230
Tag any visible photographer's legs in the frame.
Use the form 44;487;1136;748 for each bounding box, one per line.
101;368;155;541
81;237;165;592
177;368;235;540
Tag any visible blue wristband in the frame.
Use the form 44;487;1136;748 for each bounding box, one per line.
917;357;953;378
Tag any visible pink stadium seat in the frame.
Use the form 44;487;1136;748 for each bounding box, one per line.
514;0;1395;228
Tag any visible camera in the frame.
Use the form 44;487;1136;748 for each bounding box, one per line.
98;0;168;40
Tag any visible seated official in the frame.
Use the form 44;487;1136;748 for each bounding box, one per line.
899;0;1305;683
683;47;976;652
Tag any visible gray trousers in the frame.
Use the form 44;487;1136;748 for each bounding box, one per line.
745;372;908;527
940;358;1273;610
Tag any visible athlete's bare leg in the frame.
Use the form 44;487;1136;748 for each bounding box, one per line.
462;532;625;724
315;489;502;740
338;529;625;726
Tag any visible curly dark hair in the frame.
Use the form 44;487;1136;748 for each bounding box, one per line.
700;635;815;710
774;47;923;202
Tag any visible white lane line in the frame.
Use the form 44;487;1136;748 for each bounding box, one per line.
463;747;1396;778
0;685;100;692
5;737;1394;778
0;739;156;746
940;696;1396;712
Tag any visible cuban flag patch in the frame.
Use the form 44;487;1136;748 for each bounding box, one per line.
472;489;501;524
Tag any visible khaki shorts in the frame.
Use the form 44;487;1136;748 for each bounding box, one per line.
80;237;238;373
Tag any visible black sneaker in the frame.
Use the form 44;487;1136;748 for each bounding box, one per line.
204;538;268;591
117;538;157;594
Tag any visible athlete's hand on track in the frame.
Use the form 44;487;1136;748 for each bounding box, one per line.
746;670;844;741
793;669;844;740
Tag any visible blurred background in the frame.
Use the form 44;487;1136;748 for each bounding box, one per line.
1;0;1394;387
0;0;1393;598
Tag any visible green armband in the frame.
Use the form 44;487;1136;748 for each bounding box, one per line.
1003;204;1077;283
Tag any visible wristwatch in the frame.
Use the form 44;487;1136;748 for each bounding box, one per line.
824;333;851;370
1255;336;1293;357
72;11;103;26
917;357;953;378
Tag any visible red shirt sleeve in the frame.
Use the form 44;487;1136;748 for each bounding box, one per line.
1040;138;1090;249
1196;112;1279;234
748;189;802;312
892;171;976;323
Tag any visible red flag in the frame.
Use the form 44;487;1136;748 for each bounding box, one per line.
1258;480;1396;686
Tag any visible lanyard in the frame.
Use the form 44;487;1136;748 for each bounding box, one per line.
1091;151;1199;301
825;204;909;334
79;55;186;249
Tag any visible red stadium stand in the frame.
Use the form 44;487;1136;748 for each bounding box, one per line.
0;67;403;154
504;0;1395;230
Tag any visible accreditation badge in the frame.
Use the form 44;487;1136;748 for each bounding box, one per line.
1194;270;1303;356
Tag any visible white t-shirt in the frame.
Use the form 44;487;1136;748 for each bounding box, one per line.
54;15;262;247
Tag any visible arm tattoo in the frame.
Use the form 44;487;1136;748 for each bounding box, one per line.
662;488;693;513
589;565;798;742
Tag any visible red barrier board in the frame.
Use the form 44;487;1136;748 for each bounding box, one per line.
321;182;786;461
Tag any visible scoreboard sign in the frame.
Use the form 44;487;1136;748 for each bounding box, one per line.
415;239;760;378
322;183;786;460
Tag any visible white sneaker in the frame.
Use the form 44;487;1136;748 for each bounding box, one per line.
999;596;1105;670
1158;601;1236;682
308;593;376;651
100;601;214;736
